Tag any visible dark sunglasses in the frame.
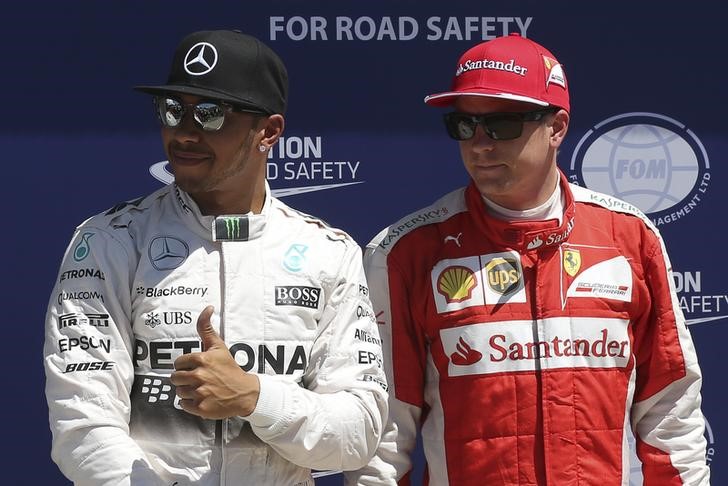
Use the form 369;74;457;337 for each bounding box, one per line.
443;109;556;141
154;96;264;131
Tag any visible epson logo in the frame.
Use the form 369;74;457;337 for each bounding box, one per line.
58;336;111;354
275;286;321;309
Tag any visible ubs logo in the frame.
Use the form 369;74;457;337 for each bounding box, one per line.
148;236;189;271
568;112;711;227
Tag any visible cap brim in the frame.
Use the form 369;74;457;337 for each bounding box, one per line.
424;90;550;108
134;84;272;114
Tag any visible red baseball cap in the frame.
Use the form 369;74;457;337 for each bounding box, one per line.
424;33;569;112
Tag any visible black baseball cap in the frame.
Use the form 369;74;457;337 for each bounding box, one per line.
135;30;288;115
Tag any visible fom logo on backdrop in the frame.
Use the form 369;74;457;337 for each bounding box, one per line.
568;112;710;228
568;113;725;328
149;134;364;197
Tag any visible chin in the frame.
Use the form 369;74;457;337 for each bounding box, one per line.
173;177;200;193
473;178;510;198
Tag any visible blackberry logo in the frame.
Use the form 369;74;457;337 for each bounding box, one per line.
569;112;710;227
139;377;174;404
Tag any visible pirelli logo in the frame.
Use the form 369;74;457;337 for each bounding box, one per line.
440;317;630;376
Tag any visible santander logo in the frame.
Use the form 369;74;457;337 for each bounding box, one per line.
450;337;483;366
440;317;631;377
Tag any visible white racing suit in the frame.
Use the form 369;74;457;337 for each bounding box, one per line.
44;183;388;485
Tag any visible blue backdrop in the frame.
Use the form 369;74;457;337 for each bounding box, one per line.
5;1;725;484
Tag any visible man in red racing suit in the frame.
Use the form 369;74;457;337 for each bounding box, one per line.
347;34;709;486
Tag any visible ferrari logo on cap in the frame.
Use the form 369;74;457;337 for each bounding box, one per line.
543;55;566;89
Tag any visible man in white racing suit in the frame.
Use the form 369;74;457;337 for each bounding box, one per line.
44;30;387;486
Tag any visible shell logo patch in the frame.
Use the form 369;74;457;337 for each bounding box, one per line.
437;266;478;303
431;251;526;313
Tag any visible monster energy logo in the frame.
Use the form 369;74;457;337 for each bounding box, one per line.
73;232;95;262
214;216;248;241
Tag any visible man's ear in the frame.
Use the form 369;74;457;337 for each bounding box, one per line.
550;109;569;147
257;114;285;151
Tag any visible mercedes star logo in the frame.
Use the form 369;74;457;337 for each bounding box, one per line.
184;42;218;76
148;236;189;271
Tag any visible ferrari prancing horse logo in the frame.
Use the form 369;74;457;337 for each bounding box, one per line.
564;249;581;277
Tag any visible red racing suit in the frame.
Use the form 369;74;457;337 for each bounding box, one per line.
349;174;709;485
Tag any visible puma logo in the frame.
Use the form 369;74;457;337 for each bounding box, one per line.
444;232;463;247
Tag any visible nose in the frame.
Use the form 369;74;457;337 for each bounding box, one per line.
170;110;202;144
468;125;496;153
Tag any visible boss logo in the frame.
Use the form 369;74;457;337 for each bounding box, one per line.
274;286;321;309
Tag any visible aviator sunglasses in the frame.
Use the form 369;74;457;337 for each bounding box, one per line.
154;96;265;131
443;108;556;141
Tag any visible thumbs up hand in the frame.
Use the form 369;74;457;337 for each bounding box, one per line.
171;305;260;419
196;305;226;351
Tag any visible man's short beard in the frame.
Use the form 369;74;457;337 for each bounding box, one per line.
174;129;257;195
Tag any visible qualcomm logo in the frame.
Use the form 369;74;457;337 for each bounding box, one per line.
149;134;365;198
568;113;711;227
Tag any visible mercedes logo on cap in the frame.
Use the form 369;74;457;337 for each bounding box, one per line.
148;236;189;271
184;42;218;76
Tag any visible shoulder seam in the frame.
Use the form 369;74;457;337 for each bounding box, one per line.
369;187;466;254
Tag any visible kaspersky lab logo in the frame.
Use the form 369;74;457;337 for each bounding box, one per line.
149;135;364;198
213;216;248;241
568;112;710;227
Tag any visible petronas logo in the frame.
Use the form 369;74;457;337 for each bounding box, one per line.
73;232;95;262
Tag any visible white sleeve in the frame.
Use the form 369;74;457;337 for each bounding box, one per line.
44;226;163;486
630;230;710;485
344;237;421;485
246;242;389;471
